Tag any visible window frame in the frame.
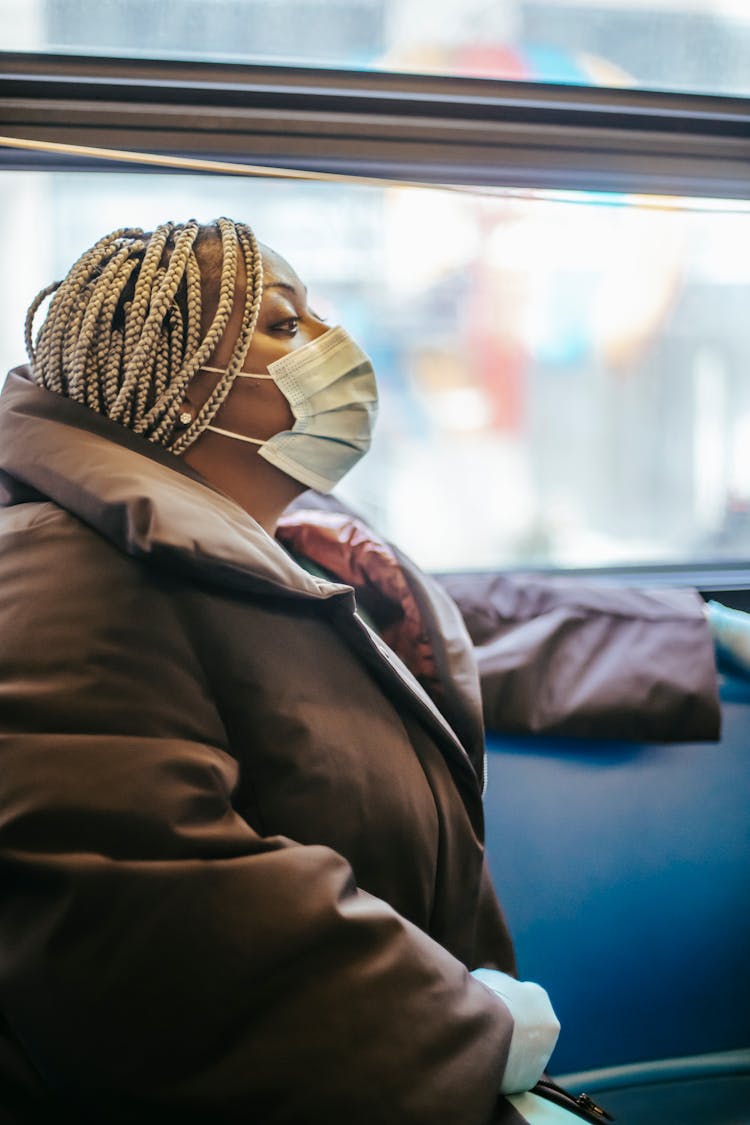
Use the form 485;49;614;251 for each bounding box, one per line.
1;47;750;588
1;50;749;197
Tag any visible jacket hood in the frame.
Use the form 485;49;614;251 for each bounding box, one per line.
0;367;346;604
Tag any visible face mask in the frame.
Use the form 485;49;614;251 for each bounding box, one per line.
199;326;378;493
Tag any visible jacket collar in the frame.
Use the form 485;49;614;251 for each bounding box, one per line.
0;369;484;815
0;367;340;602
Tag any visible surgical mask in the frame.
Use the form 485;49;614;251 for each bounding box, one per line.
199;326;378;493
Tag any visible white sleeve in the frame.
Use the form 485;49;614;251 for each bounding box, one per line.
471;968;561;1095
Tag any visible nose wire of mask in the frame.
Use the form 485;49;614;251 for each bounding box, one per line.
200;326;379;493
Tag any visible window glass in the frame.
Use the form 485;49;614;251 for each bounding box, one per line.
2;170;749;571
3;0;750;98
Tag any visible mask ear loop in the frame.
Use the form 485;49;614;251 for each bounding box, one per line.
199;365;275;380
196;365;278;445
204;424;266;445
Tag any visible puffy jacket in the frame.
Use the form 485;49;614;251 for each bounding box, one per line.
0;369;520;1124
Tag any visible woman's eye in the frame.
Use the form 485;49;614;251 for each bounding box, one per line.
271;317;300;336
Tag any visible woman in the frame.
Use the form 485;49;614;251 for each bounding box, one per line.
0;219;562;1123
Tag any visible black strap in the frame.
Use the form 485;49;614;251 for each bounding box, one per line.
532;1076;614;1122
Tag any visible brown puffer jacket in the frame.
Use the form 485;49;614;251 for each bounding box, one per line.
0;369;521;1125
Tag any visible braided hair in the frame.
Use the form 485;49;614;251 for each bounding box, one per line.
25;218;264;455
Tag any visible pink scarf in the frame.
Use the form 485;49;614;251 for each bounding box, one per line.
277;510;441;701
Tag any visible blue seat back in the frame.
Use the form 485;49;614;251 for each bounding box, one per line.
483;675;750;1075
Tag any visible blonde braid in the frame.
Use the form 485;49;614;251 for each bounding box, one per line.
111;224;173;423
147;217;240;446
61;287;91;402
184;249;202;356
132;265;168;425
167;304;184;389
169;220;263;455
24;218;265;456
129;223;199;434
121;226;170;370
67;243;134;407
31;228;141;396
96;256;140;406
101;330;124;411
44;235;136;399
153;312;174;400
83;347;101;414
24;281;59;384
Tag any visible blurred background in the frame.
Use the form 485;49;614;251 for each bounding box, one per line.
2;0;749;572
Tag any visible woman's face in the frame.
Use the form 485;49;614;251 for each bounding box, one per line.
186;244;329;444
